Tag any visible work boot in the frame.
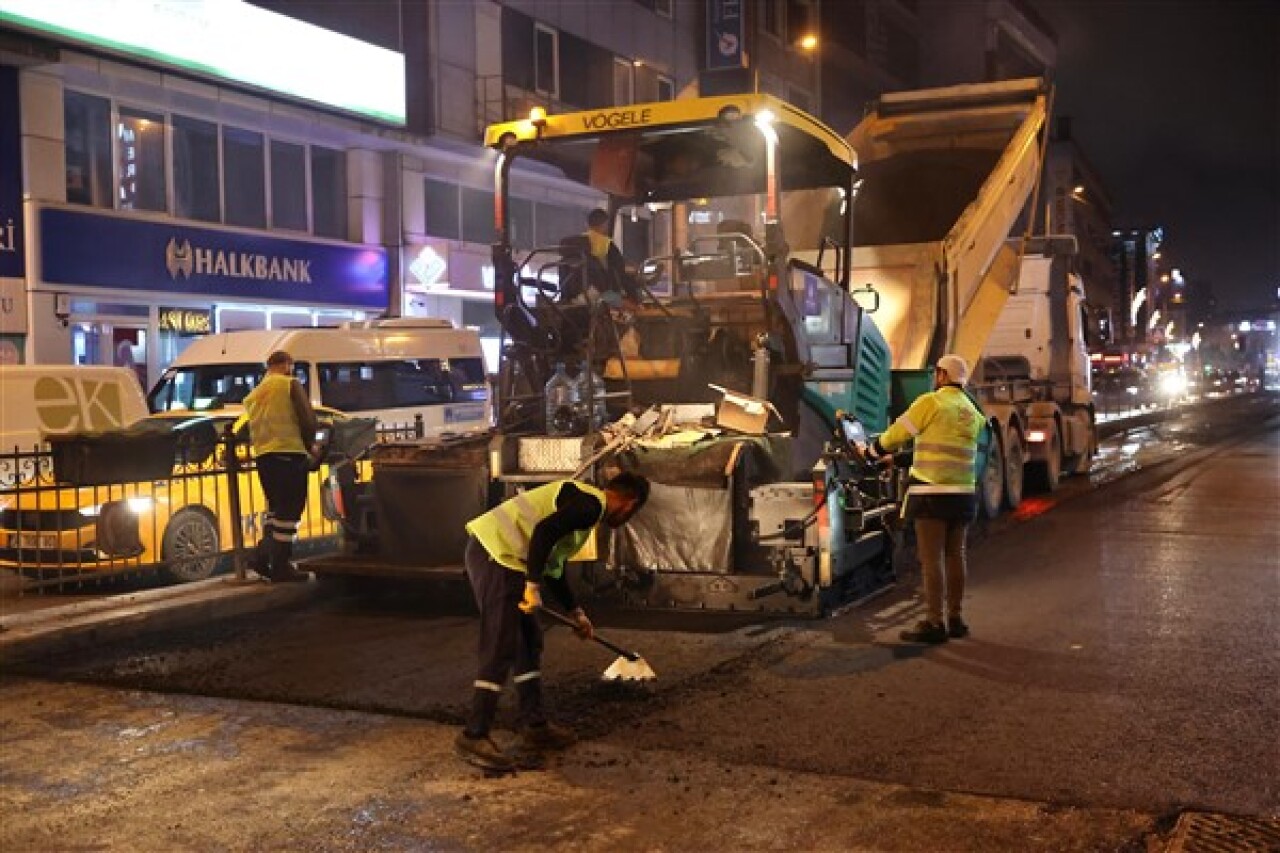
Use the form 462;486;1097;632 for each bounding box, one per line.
454;732;515;771
899;620;948;644
266;538;310;583
248;539;271;579
515;720;577;752
947;615;970;639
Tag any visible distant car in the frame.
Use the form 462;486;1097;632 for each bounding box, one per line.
1092;365;1156;410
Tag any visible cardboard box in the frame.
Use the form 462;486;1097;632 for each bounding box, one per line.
710;385;781;435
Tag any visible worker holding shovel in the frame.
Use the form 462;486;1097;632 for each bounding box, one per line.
456;472;651;771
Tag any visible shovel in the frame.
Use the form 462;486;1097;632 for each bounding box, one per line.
540;606;657;682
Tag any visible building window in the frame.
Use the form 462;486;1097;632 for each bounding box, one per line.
311;145;347;240
223;126;266;228
270;140;308;231
64;91;112;208
461;186;496;244
657;74;675;101
786;0;813;42
424;178;460;240
534;23;559;96
614;59;634;106
654;0;673;18
761;0;783;38
116;107;166;213
173;114;221;223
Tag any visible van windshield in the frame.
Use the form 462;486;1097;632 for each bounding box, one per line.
147;363;310;413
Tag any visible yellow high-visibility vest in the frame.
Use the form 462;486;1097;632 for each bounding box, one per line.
585;230;613;263
243;374;307;455
465;480;606;579
878;386;982;494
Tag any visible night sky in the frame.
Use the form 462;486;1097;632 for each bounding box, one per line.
1041;0;1278;312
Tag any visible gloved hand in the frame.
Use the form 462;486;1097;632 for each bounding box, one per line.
570;607;594;641
519;581;542;614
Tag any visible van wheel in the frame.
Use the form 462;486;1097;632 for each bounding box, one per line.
979;430;1005;520
1027;429;1062;493
161;508;221;583
1003;428;1025;510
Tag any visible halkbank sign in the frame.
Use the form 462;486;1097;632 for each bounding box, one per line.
40;207;387;309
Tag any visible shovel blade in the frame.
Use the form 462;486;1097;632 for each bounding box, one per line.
602;655;657;682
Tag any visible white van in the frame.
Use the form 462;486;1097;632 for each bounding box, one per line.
146;319;492;437
0;365;150;451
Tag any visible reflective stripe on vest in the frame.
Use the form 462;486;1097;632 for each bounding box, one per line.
465;480;606;577
244;374;306;455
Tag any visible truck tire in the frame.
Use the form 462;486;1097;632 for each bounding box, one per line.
161;508;221;583
979;430;1005;519
1003;427;1025;510
1066;431;1096;476
1027;429;1061;493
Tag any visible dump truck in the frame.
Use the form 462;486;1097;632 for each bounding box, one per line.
795;78;1097;518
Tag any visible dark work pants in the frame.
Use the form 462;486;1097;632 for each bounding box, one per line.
257;450;309;537
255;453;309;570
463;536;545;737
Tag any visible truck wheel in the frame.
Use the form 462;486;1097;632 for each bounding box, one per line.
1003;428;1025;510
161;508;221;583
1067;431;1096;477
979;431;1005;519
1027;430;1062;493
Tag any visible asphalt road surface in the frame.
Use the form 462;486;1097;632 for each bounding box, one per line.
2;394;1277;852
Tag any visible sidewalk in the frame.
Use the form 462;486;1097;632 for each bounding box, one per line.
0;576;317;665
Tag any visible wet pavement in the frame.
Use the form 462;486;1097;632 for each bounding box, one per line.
1;394;1277;851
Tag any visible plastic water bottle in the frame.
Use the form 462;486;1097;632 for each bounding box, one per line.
544;363;579;436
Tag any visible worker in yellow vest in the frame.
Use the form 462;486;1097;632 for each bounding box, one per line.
870;354;983;644
582;208;640;303
242;350;319;583
456;472;650;771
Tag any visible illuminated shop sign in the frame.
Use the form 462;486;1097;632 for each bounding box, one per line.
158;307;212;335
39;207;388;309
0;0;406;125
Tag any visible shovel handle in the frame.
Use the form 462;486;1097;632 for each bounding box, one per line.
539;606;640;661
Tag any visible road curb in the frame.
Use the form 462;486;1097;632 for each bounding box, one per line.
0;577;319;666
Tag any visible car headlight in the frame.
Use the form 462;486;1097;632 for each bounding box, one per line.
79;496;155;517
1159;373;1187;396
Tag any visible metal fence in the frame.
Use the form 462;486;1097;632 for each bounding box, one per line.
0;415;426;595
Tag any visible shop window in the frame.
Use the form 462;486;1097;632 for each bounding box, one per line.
64;91;112;208
535;203;587;249
461;187;496;245
509;197;534;251
224;126;266;228
271;140;308;231
116;107;167;213
311;145;348;240
173;115;221;223
424;177;461;240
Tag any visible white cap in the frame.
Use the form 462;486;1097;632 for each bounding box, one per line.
936;354;970;385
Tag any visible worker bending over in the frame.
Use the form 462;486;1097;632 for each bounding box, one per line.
870;354;983;644
456;472;651;770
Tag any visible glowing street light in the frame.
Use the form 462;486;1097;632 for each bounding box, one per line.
798;34;818;51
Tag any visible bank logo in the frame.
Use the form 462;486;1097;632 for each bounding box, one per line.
164;235;312;284
166;238;195;280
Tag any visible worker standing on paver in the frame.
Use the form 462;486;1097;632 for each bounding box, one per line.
456;472;650;771
243;350;319;584
870;354;983;644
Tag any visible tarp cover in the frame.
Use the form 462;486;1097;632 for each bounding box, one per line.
610;482;732;573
